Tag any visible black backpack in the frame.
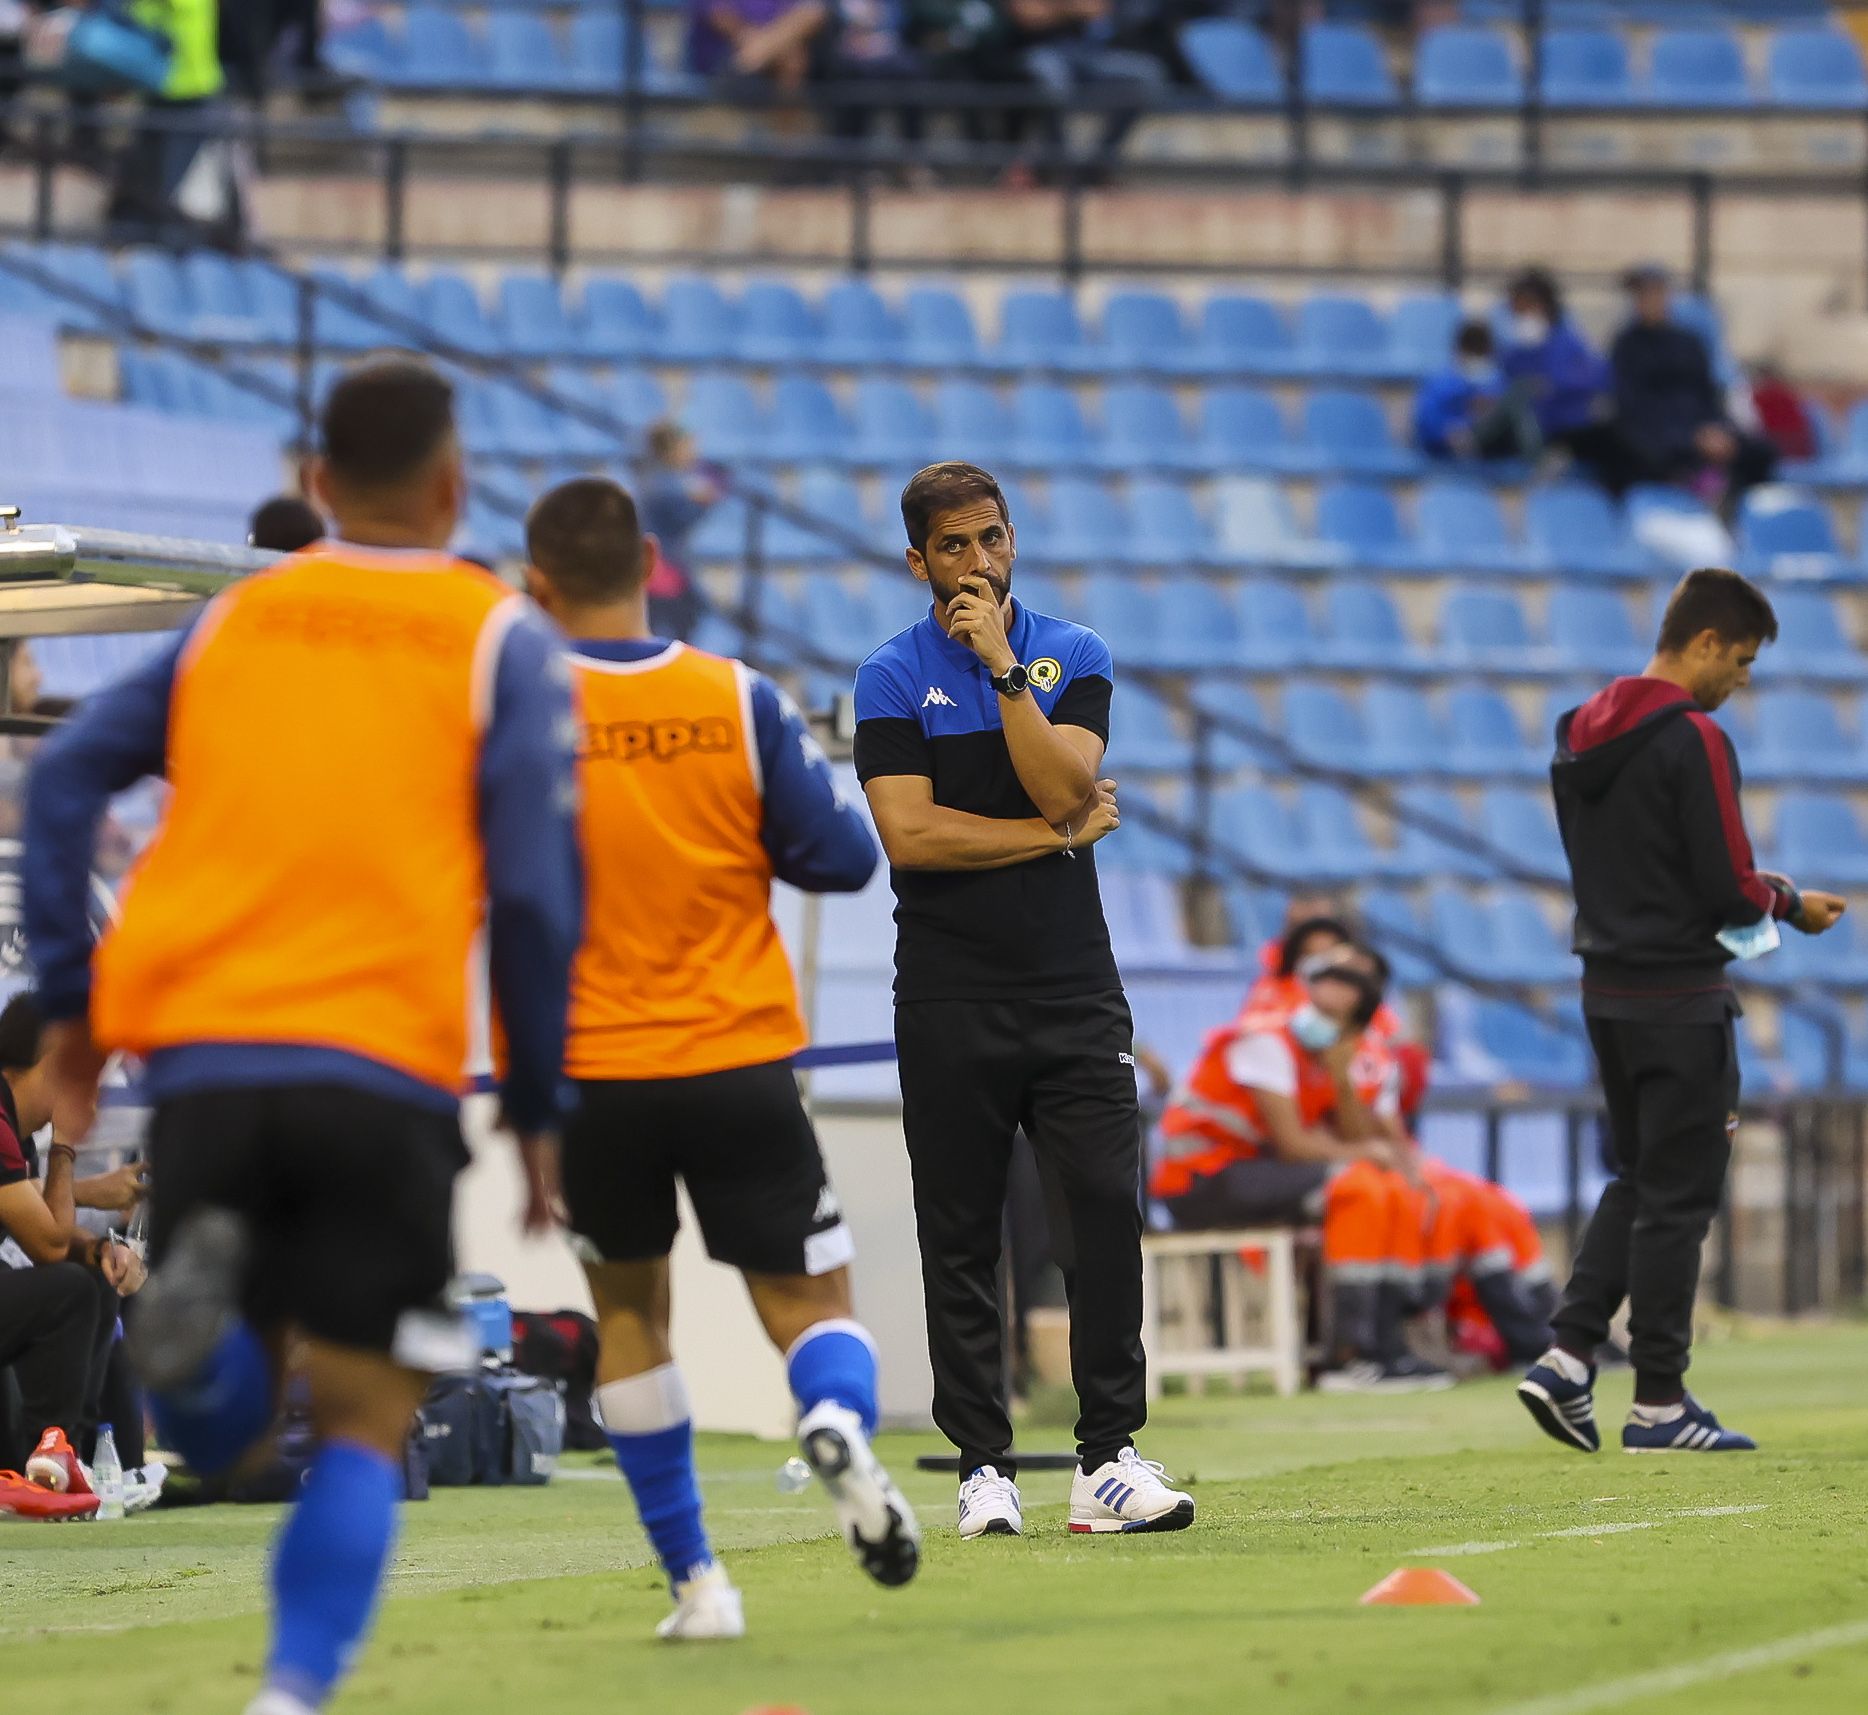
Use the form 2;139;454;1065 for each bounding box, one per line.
510;1309;605;1451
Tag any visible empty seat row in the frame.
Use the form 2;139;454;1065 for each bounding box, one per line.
327;8;683;94
1180;20;1868;111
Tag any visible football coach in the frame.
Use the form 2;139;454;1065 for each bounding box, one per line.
1519;567;1845;1457
853;462;1194;1542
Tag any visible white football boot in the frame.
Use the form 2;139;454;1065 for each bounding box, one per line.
656;1562;746;1641
957;1465;1022;1539
1068;1447;1195;1535
798;1400;921;1587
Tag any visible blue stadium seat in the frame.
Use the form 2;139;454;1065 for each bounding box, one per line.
605;367;669;427
681;372;765;462
485;12;562;88
1417;477;1527;572
1101;869;1199;963
326;17;394;79
563;11;682;97
1294;293;1389;380
1524;482;1647;579
1191;386;1290;473
1647;27;1751;108
1751;690;1865;783
1474;1002;1589;1086
1295;784;1386;881
992;288;1088;372
1429;886;1503;983
1195;294;1297;377
659;276;736;364
1794;911;1868;991
1301;23;1397;107
769;375;852;464
1236;579;1317;669
122;251;190;337
396;7;482;87
1316;581;1430;673
313;263;417;348
580;276;656;359
1740;489;1845;579
1300;388;1417;477
1196;681;1272;770
1101;383;1196;474
819;280;901;366
423;270;498;354
1416;26;1521;108
1282;683;1371;773
1549;586;1641;675
1438;586;1549;673
1082;576;1164;669
1388;784;1492;880
1768;587;1868;683
496;273;576;357
1100;291;1195;377
850;377;934;468
1356;888;1436;988
1102;695;1190;777
1011;381;1097;468
1179;18;1282;104
189;254;289;344
1538;27;1635;106
1776;792;1868;885
1447;683;1541;777
1213;788;1324;884
1389;292;1462;379
1127;482;1217;576
1487;892;1576;986
1212;476;1335;570
1479;787;1567;882
932;378;1014;467
538;367;629;458
1146;574;1238;670
1315;480;1420;573
904;287;981;367
794;469;877;557
1226;885;1288;955
736;280;819;365
1768;26;1868;108
1788;397;1868;487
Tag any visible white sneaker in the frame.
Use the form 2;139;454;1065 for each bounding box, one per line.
244;1689;318;1715
123;1461;168;1516
655;1562;746;1641
957;1465;1022;1539
1068;1447;1195;1535
797;1400;920;1588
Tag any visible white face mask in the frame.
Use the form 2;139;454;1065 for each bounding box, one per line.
1510;312;1548;346
1289;1003;1341;1054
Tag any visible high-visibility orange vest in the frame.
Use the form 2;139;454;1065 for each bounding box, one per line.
92;545;520;1093
564;642;805;1080
1153;1001;1388;1198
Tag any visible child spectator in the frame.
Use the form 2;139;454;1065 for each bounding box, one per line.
1413;319;1537;463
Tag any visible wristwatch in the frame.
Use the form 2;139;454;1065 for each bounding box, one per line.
990;663;1031;697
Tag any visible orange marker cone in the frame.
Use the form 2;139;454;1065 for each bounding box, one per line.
1360;1567;1481;1607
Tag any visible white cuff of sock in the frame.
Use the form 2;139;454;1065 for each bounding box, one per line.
596;1363;692;1435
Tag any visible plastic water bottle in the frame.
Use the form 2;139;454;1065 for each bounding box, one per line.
774;1456;812;1494
93;1423;125;1521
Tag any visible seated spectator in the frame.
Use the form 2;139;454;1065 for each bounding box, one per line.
817;0;929;144
0;992;148;1519
1151;943;1451;1392
1413;319;1538;464
1500;267;1622;489
1611;264;1776;507
637;420;722;641
688;0;831;93
248;493;326;553
1006;0;1171;173
1744;360;1819;466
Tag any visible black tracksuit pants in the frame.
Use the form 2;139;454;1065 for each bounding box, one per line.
1552;1016;1739;1400
0;1262;119;1467
896;990;1145;1480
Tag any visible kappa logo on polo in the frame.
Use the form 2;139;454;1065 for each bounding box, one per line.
922;686;959;709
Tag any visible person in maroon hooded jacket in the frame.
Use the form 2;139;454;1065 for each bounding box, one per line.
1518;567;1846;1458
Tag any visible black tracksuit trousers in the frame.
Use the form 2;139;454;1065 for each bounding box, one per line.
1552;1016;1739;1400
896;990;1146;1480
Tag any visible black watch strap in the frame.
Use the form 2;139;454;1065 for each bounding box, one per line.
991;663;1030;696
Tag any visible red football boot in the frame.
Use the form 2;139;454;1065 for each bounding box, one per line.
0;1470;100;1522
25;1427;94;1497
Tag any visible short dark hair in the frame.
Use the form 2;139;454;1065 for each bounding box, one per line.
1276;914;1355;977
900;461;1009;555
0;991;46;1072
1455;319;1494;359
1507;266;1563;322
1655;567;1779;654
248;494;325;553
526;477;646;604
319;358;456;490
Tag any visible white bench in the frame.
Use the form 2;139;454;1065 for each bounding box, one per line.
1141;1227;1305;1399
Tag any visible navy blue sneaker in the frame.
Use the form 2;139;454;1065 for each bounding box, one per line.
1517;1354;1600;1452
1621;1394;1757;1453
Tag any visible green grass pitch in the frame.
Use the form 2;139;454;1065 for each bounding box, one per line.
6;1325;1868;1715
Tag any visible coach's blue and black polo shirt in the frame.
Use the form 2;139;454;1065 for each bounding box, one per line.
853;598;1121;1003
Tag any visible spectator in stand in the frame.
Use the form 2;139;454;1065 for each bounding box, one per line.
1499;268;1621;489
1611;264;1776;509
637;420;722;642
1744;359;1819;467
247;493;326;553
112;0;236;239
1006;0;1171;175
1414;319;1538;464
818;0;930;146
688;0;831;92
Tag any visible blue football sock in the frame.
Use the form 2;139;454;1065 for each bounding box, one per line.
787;1319;879;1437
266;1439;401;1710
597;1365;713;1589
148;1318;274;1477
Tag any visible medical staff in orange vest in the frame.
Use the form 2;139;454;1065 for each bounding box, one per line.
1153;943;1452;1392
519;477;917;1642
22;358;582;1715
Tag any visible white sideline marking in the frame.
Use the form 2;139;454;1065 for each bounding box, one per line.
1409;1503;1767;1557
1489;1617;1868;1715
